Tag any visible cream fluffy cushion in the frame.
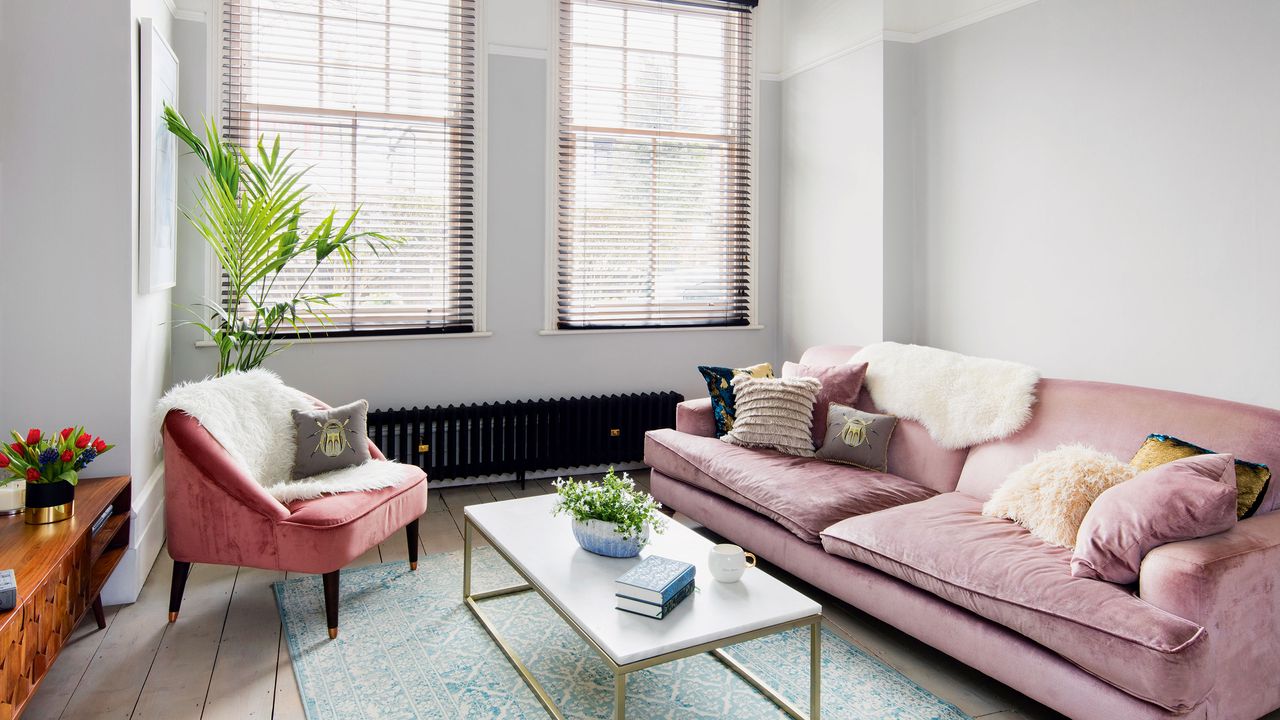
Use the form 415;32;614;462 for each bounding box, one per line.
722;375;822;457
983;444;1137;548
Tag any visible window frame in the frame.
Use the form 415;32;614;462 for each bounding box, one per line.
201;0;489;343
542;0;761;334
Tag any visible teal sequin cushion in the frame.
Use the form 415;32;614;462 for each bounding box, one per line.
698;362;773;437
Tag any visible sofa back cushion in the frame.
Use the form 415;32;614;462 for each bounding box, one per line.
800;345;969;495
957;378;1280;515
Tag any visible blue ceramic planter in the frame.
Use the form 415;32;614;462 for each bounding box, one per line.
571;518;650;558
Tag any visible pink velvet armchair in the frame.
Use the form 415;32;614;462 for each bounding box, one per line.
162;409;428;639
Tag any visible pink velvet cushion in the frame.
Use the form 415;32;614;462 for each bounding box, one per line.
783;361;868;447
820;492;1210;712
1071;454;1237;584
644;428;935;542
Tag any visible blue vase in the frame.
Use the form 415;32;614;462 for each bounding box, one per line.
571;518;650;558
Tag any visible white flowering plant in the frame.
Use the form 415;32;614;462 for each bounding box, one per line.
552;467;668;540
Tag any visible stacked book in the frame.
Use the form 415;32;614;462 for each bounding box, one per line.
615;555;695;619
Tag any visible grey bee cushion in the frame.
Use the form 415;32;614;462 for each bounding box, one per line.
721;375;822;457
815;403;898;472
291;399;372;480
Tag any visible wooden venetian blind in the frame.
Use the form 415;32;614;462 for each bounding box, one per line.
554;0;755;330
222;0;477;336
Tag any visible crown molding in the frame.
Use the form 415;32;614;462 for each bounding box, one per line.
774;0;1046;79
774;32;884;82
886;0;1045;44
172;7;207;22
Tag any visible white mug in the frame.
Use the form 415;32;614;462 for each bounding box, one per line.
708;543;757;583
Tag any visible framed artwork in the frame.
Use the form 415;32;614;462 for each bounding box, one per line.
140;17;179;293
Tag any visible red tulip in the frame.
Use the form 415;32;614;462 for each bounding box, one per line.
25;429;40;445
60;427;74;440
25;468;40;482
9;443;22;455
60;450;73;463
75;433;90;449
92;438;107;453
0;455;9;469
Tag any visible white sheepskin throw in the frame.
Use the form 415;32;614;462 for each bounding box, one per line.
850;342;1040;450
155;370;406;502
983;444;1137;548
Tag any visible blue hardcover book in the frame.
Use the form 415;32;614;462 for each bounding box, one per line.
614;555;696;605
616;579;695;619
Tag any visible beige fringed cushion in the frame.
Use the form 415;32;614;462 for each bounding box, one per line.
983;444;1138;548
721;375;822;457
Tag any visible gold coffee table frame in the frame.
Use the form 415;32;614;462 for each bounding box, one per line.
463;516;822;720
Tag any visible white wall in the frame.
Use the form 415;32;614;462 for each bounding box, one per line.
0;0;172;604
170;3;783;416
117;0;176;605
0;1;134;477
913;0;1280;407
779;41;885;361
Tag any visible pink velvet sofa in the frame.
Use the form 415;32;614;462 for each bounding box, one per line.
644;345;1280;720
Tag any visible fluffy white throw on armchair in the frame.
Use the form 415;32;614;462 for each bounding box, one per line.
155;369;408;503
850;342;1040;450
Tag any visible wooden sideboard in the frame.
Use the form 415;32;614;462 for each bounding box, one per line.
0;476;131;719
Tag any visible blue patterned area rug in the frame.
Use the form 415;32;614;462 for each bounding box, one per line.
274;548;970;720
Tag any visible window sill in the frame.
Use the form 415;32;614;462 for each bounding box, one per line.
538;325;765;337
194;331;493;348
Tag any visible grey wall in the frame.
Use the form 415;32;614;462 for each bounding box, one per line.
913;0;1280;407
171;51;783;412
0;0;134;477
779;42;885;361
0;0;172;603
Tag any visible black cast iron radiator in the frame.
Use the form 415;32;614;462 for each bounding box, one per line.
367;392;683;483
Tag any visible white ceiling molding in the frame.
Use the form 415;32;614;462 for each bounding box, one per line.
885;0;1045;43
774;31;885;82
171;0;208;22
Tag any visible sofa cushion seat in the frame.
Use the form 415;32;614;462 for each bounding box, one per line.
645;428;936;542
273;464;428;573
819;492;1210;712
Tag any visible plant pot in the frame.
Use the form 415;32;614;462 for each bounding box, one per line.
25;481;74;525
571;518;650;558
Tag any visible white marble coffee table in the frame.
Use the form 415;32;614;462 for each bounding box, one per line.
464;493;823;720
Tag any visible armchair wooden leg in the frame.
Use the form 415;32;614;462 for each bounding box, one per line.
323;570;340;639
92;595;106;630
168;561;192;623
407;518;419;571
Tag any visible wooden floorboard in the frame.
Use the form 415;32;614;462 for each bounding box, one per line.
58;557;176;720
201;567;285;720
33;476;1239;720
131;563;239;720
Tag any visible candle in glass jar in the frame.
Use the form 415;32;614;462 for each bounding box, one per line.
0;481;25;515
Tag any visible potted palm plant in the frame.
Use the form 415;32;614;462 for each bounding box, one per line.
164;107;402;375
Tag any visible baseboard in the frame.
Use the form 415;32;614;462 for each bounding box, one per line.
100;497;166;605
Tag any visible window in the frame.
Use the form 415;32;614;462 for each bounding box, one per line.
221;0;478;336
553;0;756;330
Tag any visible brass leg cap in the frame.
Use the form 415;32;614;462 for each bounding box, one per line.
410;561;418;571
328;627;338;640
168;612;178;623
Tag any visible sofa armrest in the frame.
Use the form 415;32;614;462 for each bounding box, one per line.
163;410;291;521
676;398;716;438
1139;511;1280;718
